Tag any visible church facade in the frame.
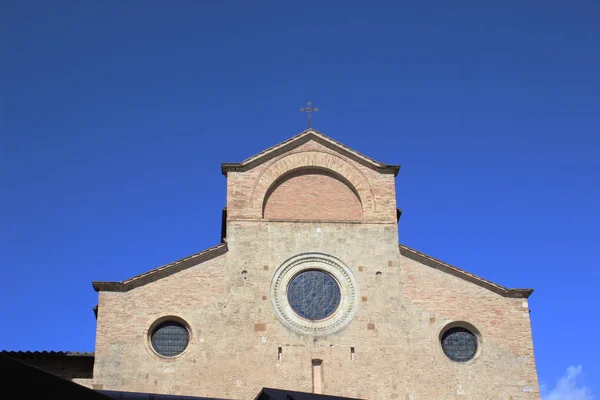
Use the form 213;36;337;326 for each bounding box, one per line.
88;129;539;399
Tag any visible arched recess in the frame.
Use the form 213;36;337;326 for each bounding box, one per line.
263;168;363;221
251;150;375;219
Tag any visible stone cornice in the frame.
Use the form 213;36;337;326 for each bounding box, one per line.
399;244;534;298
92;243;228;292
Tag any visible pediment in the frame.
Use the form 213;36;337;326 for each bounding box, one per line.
221;129;400;176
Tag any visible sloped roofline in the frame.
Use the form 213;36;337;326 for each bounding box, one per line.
92;243;228;292
0;350;94;358
221;129;400;176
93;241;532;298
399;244;533;298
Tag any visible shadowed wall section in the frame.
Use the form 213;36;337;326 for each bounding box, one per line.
263;168;363;221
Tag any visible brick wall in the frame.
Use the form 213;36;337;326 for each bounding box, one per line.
226;139;397;223
93;220;539;400
263;168;362;221
92;137;539;399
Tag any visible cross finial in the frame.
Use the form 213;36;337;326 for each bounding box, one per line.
300;101;319;129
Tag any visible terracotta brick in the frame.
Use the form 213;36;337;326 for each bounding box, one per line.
226;139;397;222
263;169;362;221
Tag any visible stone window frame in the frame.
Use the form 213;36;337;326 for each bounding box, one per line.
146;315;193;361
438;321;482;364
270;253;359;337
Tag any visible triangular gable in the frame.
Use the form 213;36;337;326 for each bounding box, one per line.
221;129;400;176
400;244;533;298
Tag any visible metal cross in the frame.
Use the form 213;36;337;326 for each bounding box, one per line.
300;101;319;128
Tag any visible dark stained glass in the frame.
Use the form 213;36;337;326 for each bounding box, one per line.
441;327;478;362
287;270;341;320
151;321;189;357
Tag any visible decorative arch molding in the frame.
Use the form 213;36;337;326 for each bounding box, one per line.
270;252;360;336
263;168;364;221
251;150;376;218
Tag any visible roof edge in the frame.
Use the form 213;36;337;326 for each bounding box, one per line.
1;350;95;357
222;129;400;177
93;243;228;292
399;244;534;298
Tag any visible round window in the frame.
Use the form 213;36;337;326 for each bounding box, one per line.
271;253;359;336
287;270;341;320
441;327;478;362
150;321;190;357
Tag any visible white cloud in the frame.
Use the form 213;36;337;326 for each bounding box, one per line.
542;365;593;400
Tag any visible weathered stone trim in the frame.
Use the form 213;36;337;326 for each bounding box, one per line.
145;315;193;361
438;321;483;364
270;253;359;336
251;150;376;217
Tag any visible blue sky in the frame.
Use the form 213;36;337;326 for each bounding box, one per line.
1;1;598;397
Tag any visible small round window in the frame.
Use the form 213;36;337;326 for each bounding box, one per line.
150;320;190;357
287;270;341;320
441;327;478;362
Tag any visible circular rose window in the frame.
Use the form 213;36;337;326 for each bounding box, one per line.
441;327;478;362
287;270;341;320
271;253;359;336
149;320;190;357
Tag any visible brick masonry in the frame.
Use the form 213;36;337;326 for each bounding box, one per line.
226;139;397;223
263;168;362;221
92;133;539;399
